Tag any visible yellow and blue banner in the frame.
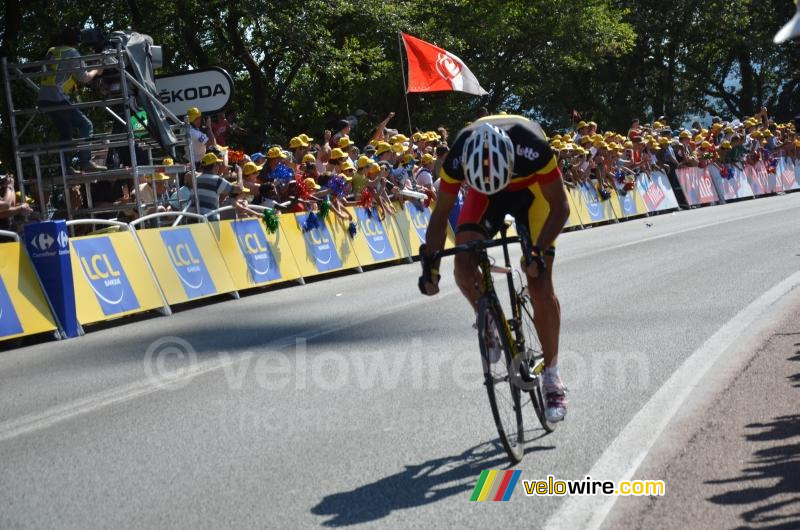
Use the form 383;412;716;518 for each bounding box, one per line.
348;207;407;265
610;186;648;219
210;218;301;290
575;181;617;225
470;470;522;501
0;241;58;341
281;213;361;278
69;231;166;325
135;224;237;305
394;203;455;257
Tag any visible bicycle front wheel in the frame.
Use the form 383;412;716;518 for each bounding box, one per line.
478;297;524;463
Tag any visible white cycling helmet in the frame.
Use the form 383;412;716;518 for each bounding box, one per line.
461;122;514;194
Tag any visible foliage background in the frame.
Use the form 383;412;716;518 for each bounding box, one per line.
2;0;800;155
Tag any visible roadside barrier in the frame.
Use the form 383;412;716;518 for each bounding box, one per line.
209;206;303;290
1;164;795;344
131;212;238;305
0;230;59;342
68;219;169;326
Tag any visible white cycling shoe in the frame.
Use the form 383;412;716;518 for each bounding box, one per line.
543;370;568;422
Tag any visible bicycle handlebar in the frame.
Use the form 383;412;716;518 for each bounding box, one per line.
429;235;521;262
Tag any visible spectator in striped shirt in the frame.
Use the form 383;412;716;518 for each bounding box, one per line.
192;152;234;220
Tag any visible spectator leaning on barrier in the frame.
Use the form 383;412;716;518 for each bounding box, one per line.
38;26;106;173
193;152;234;220
414;153;436;193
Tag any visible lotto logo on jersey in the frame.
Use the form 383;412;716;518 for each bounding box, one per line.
516;145;540;161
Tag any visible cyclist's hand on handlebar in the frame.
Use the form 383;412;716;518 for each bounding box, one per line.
418;244;441;296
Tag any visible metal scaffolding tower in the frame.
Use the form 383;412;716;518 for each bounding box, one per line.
2;42;197;232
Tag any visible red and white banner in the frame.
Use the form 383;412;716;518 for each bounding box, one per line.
401;33;488;96
676;167;718;206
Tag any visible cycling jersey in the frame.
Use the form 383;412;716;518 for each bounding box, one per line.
439;114;560;195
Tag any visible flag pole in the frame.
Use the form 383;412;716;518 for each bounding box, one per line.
397;32;413;134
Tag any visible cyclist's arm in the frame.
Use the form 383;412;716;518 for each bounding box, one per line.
426;187;456;249
535;177;570;252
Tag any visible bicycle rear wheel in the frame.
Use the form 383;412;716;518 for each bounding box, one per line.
517;294;556;433
478;297;524;463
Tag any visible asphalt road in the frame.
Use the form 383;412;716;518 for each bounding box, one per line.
1;193;799;529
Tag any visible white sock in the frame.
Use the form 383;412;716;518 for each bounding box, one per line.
544;365;560;379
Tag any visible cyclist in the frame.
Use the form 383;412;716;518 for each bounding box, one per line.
419;114;571;422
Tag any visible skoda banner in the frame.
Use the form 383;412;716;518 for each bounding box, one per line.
156;67;234;117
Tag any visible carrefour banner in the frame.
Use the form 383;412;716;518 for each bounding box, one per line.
706;165;755;201
210;218;301;290
676;167;719;205
0;241;57;341
635;171;680;212
136;224;237;305
348;207;408;265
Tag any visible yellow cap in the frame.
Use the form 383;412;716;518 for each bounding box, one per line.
187;107;201;122
147;172;170;181
266;146;287;159
289;137;308;149
304;177;321;190
302;153;316;164
200;152;224;166
357;155;372;169
338;136;355;148
242;161;263;176
330;148;348;160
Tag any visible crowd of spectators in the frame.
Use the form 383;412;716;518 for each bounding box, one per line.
550;107;798;201
2;103;798;234
167;108;450;224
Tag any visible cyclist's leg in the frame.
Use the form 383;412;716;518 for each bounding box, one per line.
521;182;561;369
453;189;493;312
454;230;484;312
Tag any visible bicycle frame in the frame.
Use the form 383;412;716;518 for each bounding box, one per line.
437;222;534;368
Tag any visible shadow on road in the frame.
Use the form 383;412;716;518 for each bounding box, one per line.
311;439;554;526
704;345;800;529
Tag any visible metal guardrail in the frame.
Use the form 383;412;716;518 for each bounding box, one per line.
0;229;21;242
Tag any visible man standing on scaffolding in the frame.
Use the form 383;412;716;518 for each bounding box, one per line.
38;26;106;173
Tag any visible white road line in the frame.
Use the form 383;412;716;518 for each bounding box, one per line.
543;270;800;530
0;199;797;442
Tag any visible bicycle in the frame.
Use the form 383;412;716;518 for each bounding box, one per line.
425;222;555;463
